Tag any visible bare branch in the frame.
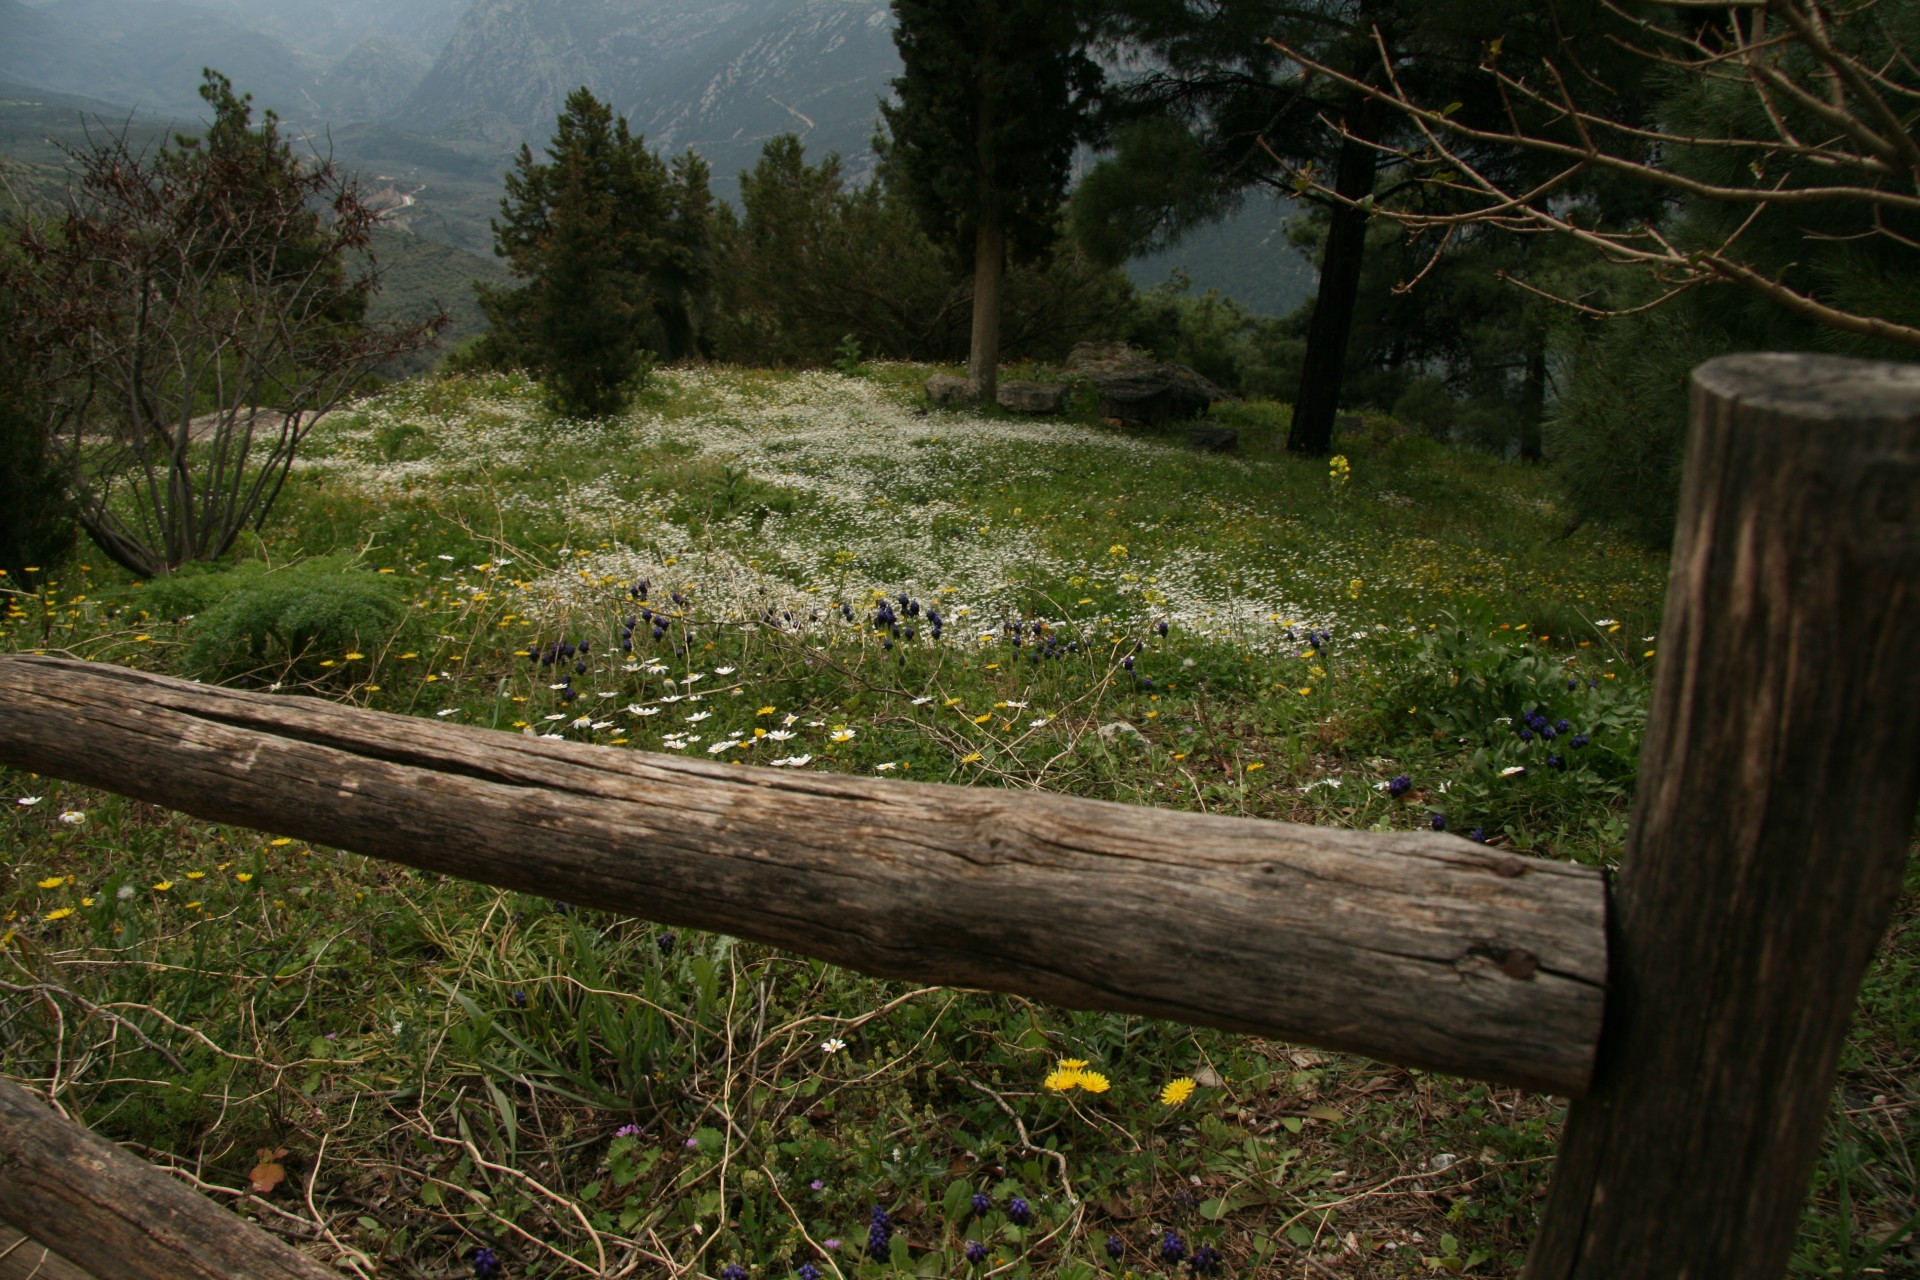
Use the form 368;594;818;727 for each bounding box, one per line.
1261;0;1920;350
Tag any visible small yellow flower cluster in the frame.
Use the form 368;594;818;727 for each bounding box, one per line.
1042;1058;1111;1094
1328;454;1352;491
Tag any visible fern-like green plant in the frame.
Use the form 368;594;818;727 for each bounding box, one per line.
163;556;408;680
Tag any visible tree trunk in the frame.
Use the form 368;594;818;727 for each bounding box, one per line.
1525;353;1920;1278
967;216;1006;407
1520;340;1546;461
1287;100;1380;456
0;652;1608;1097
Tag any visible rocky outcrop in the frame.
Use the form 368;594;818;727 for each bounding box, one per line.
1185;425;1240;452
925;374;971;406
1068;340;1227;427
996;381;1070;414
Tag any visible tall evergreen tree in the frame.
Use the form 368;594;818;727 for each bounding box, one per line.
881;0;1101;406
477;89;711;417
1079;1;1631;455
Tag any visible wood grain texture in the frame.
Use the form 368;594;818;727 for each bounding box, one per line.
0;1077;337;1280
0;653;1607;1095
1526;354;1920;1278
0;1228;97;1280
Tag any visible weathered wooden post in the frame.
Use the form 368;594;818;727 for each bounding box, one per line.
1526;354;1920;1277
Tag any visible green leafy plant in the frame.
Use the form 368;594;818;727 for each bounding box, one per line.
160;555;408;680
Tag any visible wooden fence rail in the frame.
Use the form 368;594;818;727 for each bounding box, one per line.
0;652;1607;1096
0;1075;337;1280
0;352;1914;1279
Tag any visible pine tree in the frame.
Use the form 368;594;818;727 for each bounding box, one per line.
1080;1;1635;455
478;89;710;417
881;0;1100;406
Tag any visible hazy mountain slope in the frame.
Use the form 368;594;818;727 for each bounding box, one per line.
0;0;325;116
2;0;450;122
304;37;431;121
187;0;469;59
398;0;896;184
623;0;897;185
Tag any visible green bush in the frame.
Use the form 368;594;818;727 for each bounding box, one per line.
1391;377;1455;442
1546;307;1720;547
155;556;409;680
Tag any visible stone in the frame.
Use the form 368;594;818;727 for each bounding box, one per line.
1067;339;1227;426
925;374;972;406
1186;425;1239;452
996;380;1070;414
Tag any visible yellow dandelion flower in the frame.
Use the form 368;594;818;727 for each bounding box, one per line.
972;712;992;724
1058;1059;1090;1070
344;652;365;660
269;838;292;847
80;897;95;907
43;907;75;921
960;752;983;764
36;875;64;889
152;880;174;892
185;871;205;880
1160;1077;1197;1106
1077;1071;1111;1094
1246;762;1265;772
1043;1068;1084;1093
1297;687;1313;697
235;872;254;883
757;706;776;716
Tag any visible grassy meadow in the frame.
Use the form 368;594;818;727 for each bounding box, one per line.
2;364;1914;1279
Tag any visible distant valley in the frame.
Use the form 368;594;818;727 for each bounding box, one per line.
0;0;1315;332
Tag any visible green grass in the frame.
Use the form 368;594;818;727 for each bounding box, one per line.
2;363;1912;1279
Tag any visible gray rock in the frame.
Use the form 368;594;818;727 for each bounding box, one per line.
1186;424;1239;452
996;380;1070;414
1068;340;1227;426
1097;720;1149;751
925;374;972;406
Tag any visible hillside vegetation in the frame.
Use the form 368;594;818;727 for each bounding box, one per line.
4;365;1913;1278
